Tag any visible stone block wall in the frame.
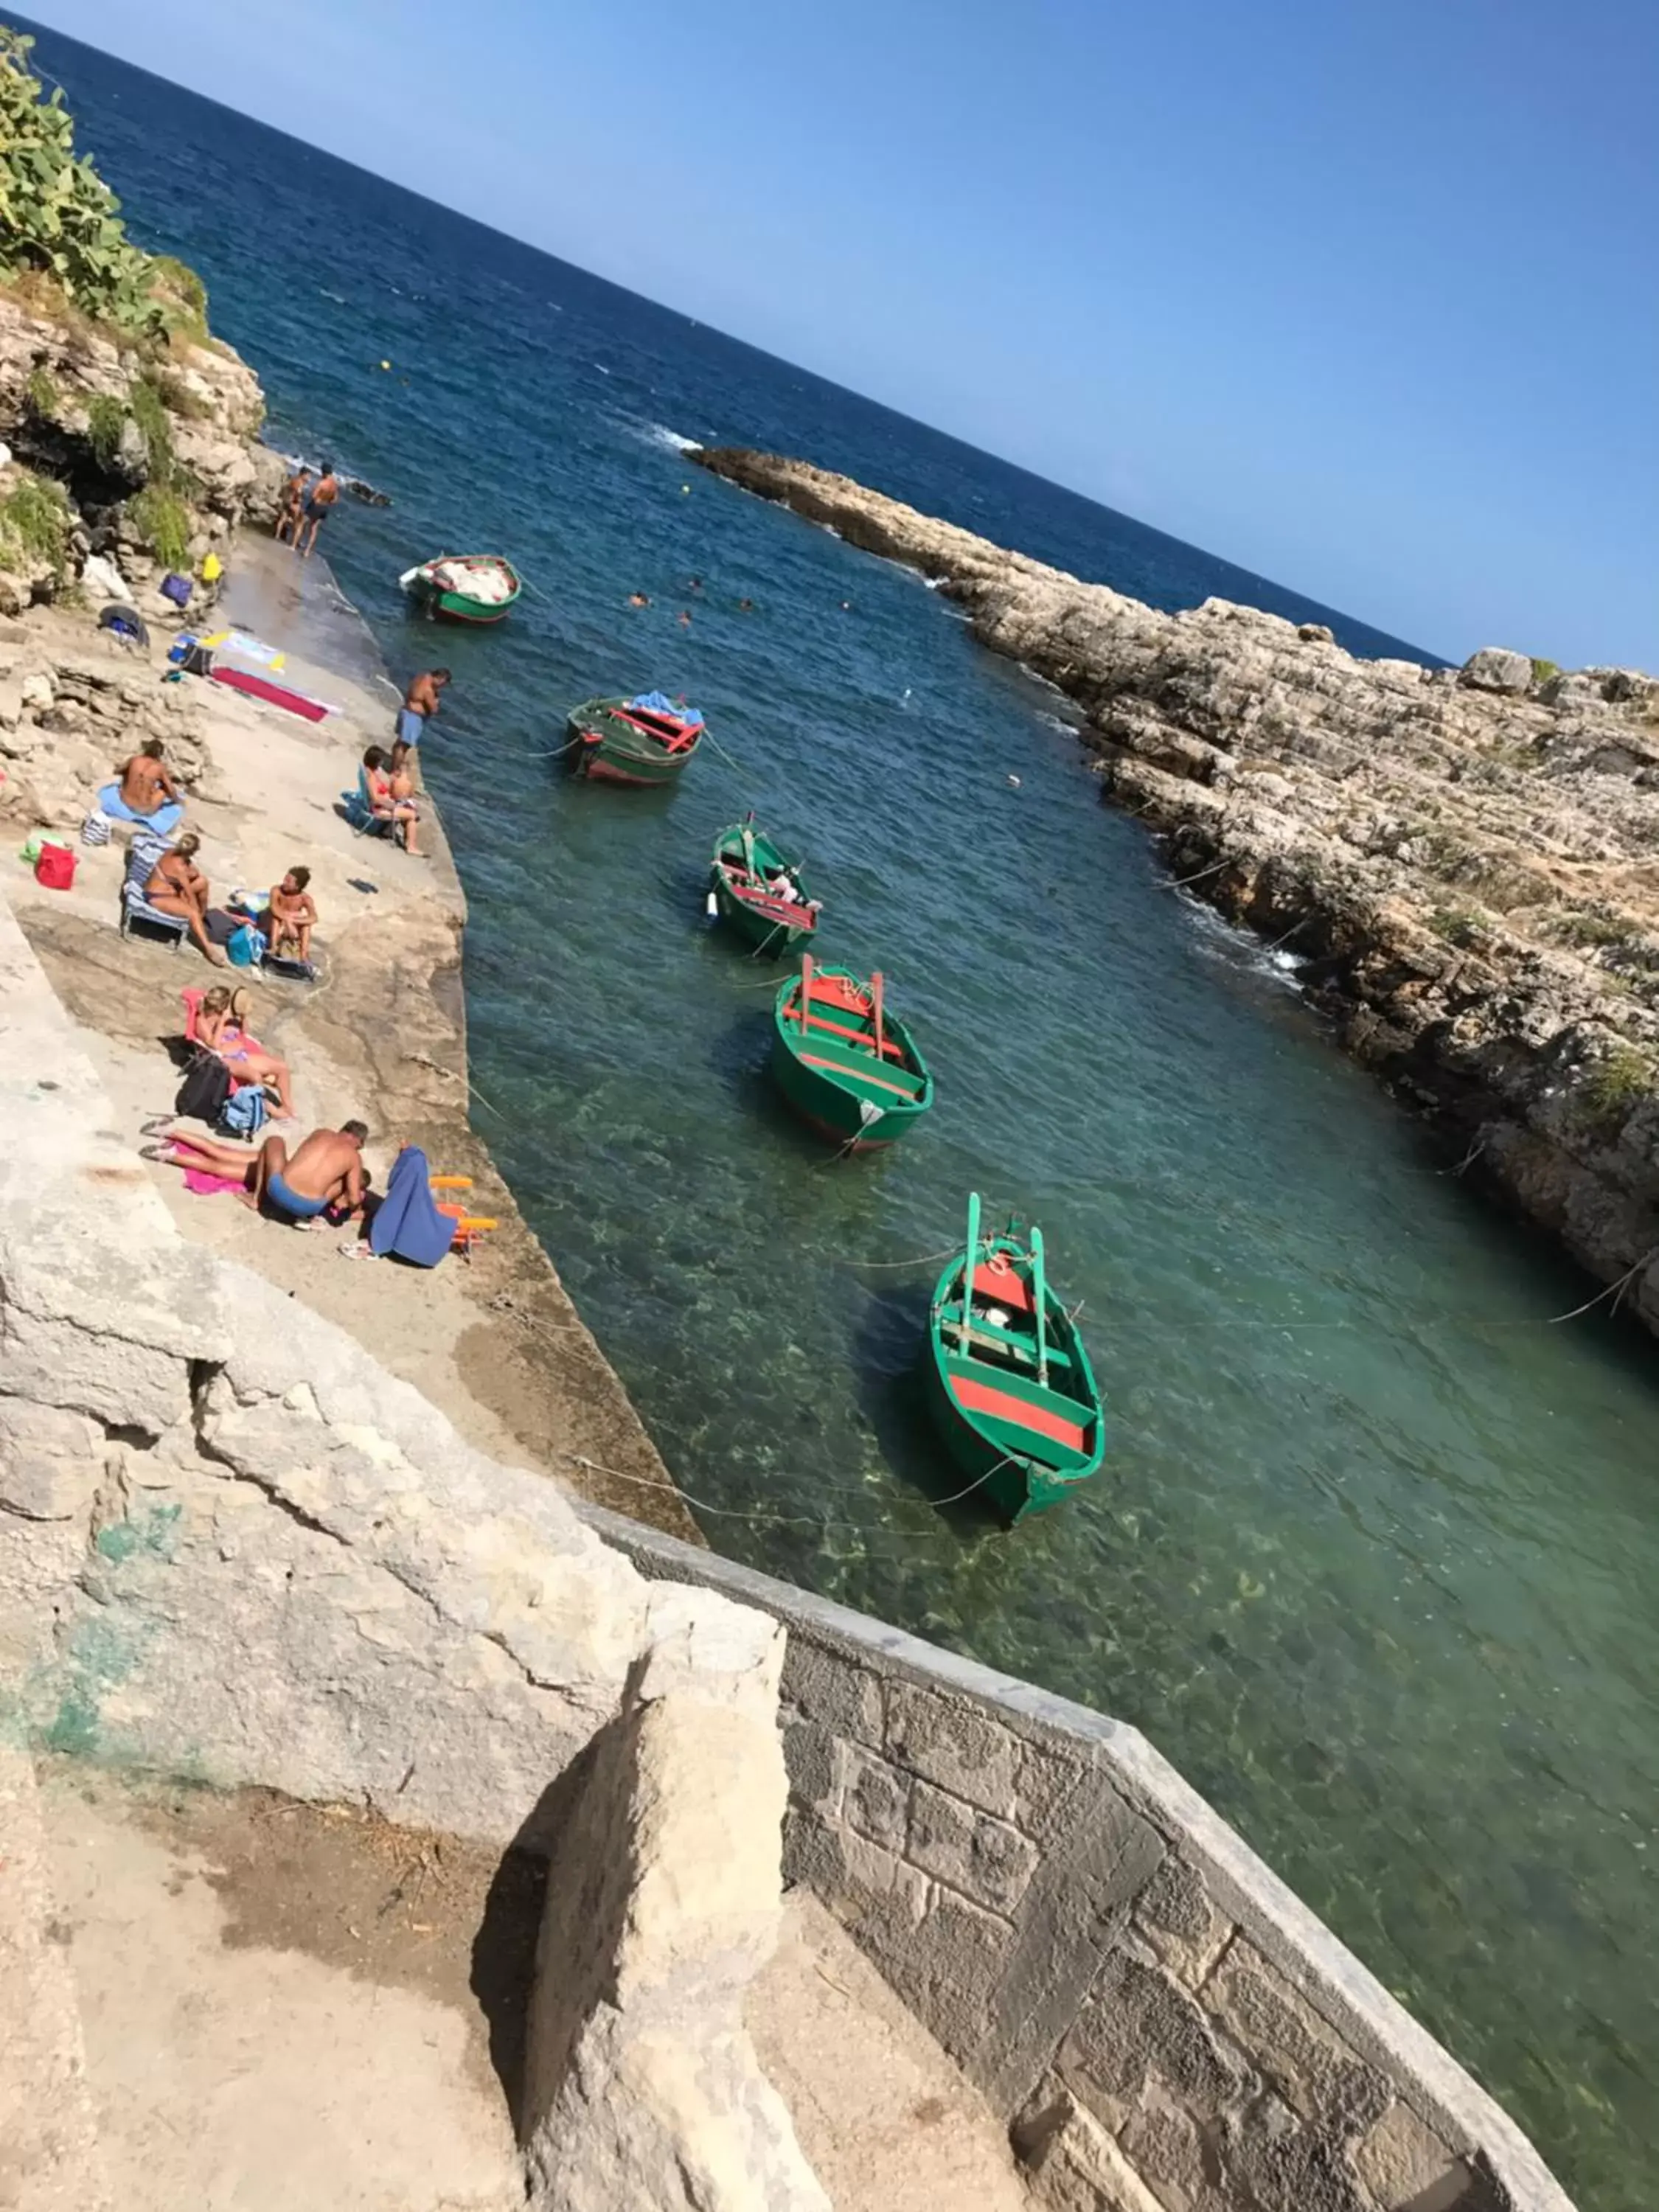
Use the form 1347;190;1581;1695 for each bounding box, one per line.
585;1506;1574;2212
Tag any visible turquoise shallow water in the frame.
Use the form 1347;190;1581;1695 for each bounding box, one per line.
28;22;1659;2202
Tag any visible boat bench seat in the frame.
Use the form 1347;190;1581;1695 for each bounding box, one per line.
955;1316;1073;1371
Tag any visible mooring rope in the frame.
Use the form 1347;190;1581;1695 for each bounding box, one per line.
564;1449;1017;1531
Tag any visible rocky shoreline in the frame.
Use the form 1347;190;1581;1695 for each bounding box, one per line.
696;446;1659;1338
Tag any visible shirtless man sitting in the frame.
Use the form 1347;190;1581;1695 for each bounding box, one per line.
266;865;317;964
144;832;226;964
164;1121;369;1226
101;740;184;835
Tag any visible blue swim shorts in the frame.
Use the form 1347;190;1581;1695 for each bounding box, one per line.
268;1171;329;1221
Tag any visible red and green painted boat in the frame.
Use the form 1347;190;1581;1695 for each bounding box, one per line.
709;815;821;954
566;693;705;787
924;1194;1105;1522
769;957;932;1150
400;553;522;625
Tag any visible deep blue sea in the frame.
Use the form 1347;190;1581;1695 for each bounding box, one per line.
21;20;1658;2205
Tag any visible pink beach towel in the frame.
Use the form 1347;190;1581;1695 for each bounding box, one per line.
181;1165;246;1197
208;667;335;722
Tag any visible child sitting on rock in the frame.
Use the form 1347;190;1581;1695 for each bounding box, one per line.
267;865;317;965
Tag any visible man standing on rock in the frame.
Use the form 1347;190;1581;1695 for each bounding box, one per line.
397;666;450;748
295;462;339;558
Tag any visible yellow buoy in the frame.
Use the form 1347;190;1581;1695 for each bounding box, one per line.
379;359;392;371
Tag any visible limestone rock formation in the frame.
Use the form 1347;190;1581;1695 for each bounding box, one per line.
521;1679;830;2212
695;447;1659;1338
0;636;220;826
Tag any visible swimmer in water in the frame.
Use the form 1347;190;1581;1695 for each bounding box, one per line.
627;592;650;608
678;610;692;627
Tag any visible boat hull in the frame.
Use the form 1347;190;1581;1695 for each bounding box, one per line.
405;557;521;625
921;1349;1093;1520
922;1238;1105;1523
414;583;513;625
767;1032;914;1148
710;824;818;953
714;877;815;951
566;702;701;786
768;967;932;1150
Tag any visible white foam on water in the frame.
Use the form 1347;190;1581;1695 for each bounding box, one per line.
1178;889;1307;992
641;422;703;454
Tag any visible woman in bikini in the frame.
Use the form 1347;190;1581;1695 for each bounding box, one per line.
361;745;422;855
144;832;227;965
196;985;296;1119
275;467;311;545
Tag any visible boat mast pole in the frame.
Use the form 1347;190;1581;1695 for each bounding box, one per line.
872;970;885;1060
799;953;813;1032
1030;1225;1049;1387
961;1190;981;1341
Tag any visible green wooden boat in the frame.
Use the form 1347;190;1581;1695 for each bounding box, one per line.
566;695;704;786
401;553;521;625
709;814;821;954
769;957;932;1150
923;1194;1106;1522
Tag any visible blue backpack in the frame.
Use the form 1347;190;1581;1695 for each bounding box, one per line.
219;1085;268;1139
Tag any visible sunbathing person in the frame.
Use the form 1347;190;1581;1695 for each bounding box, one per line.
267;865;317;963
164;1121;369;1225
195;984;296;1119
361;745;422;855
100;740;184;835
386;739;418;802
144;832;226;964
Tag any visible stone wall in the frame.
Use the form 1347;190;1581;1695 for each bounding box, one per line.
585;1506;1573;2212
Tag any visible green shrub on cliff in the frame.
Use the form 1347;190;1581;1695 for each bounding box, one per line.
128;373;173;475
0;467;70;576
128;482;189;570
0;29;208;344
24;363;57;418
1427;905;1483;948
85;392;125;465
1580;1043;1653;1127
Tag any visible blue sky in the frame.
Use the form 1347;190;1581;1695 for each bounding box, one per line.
23;0;1659;665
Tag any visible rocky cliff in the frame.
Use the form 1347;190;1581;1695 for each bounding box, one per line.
0;288;282;612
695;447;1659;1338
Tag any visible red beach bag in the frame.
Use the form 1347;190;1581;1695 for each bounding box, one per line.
34;841;77;891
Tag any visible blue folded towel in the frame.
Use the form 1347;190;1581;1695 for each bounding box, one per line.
368;1145;455;1267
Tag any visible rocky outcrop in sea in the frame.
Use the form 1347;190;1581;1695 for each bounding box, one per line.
697;446;1659;1338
